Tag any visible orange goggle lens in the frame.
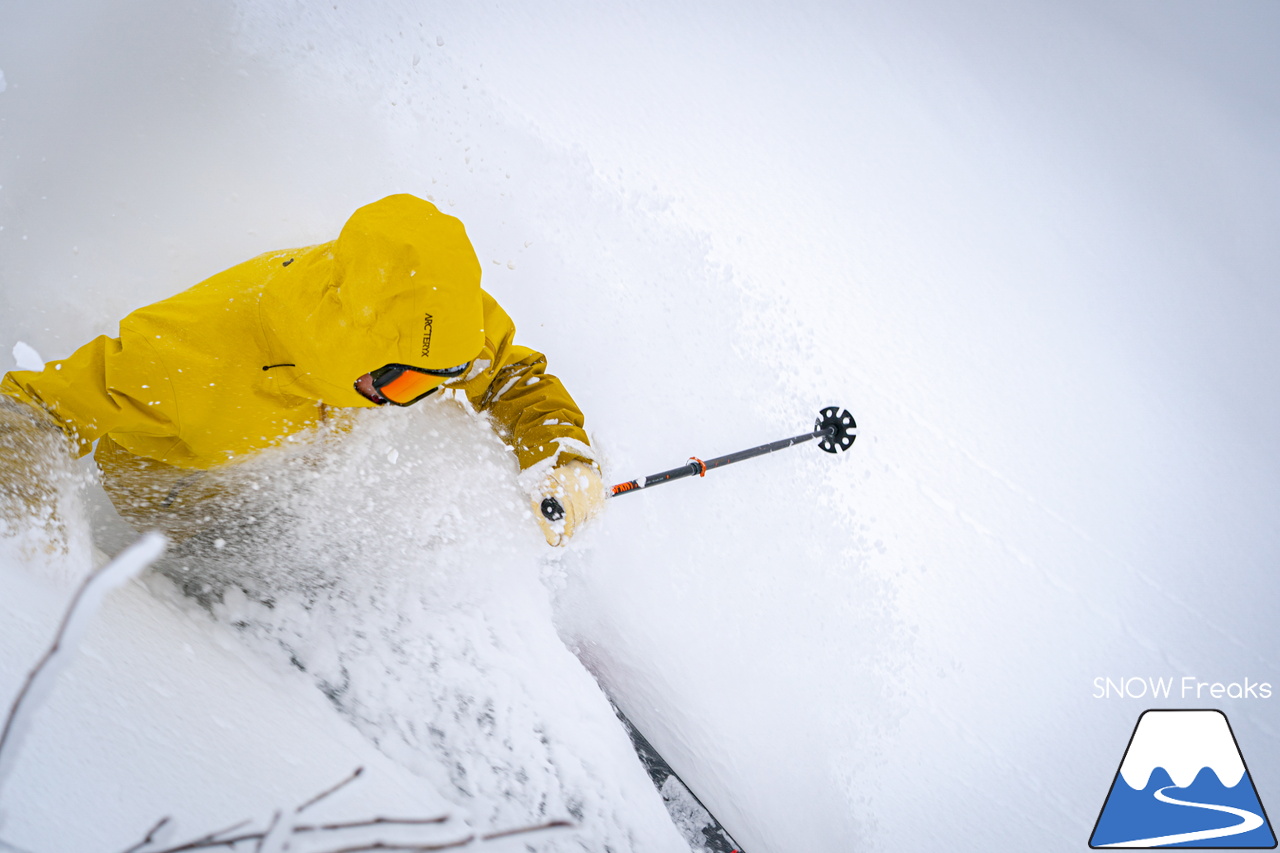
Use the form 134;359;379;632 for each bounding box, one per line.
369;362;470;406
378;369;441;405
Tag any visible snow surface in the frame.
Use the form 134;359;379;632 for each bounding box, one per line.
0;533;163;797
2;2;1280;852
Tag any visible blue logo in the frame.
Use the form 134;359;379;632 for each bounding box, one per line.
1091;710;1276;848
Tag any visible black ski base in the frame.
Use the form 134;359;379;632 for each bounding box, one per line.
614;706;745;853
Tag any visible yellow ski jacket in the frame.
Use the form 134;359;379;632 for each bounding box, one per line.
1;194;593;474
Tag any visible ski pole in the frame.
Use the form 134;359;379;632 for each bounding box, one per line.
540;405;857;521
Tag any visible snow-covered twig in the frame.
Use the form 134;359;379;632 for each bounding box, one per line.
314;819;575;853
128;817;571;853
119;767;571;853
0;533;167;791
253;810;286;853
295;817;448;834
119;818;172;853
126;818;251;853
479;819;574;842
295;767;363;814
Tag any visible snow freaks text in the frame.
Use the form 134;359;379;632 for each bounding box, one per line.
1093;677;1273;701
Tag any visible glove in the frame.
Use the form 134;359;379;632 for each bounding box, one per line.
532;460;605;547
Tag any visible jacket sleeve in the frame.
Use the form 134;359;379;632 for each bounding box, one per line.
455;293;596;473
0;330;180;458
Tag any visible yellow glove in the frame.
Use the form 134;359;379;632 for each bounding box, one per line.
532;460;605;547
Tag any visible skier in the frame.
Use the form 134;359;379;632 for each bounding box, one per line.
0;194;604;548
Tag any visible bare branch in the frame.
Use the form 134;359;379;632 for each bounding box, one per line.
480;819;574;841
132;814;572;853
135;819;252;853
117;814;573;850
294;816;449;833
113;761;571;853
296;767;363;814
120;767;458;853
313;819;574;852
118;816;171;853
312;840;475;853
253;811;281;853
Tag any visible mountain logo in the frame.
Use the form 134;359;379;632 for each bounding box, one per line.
1090;709;1276;848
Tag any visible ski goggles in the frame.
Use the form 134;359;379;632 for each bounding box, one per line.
362;362;471;406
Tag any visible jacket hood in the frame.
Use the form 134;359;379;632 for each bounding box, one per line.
261;194;485;405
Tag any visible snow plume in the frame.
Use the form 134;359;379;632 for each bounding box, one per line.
147;395;685;852
0;402;93;589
